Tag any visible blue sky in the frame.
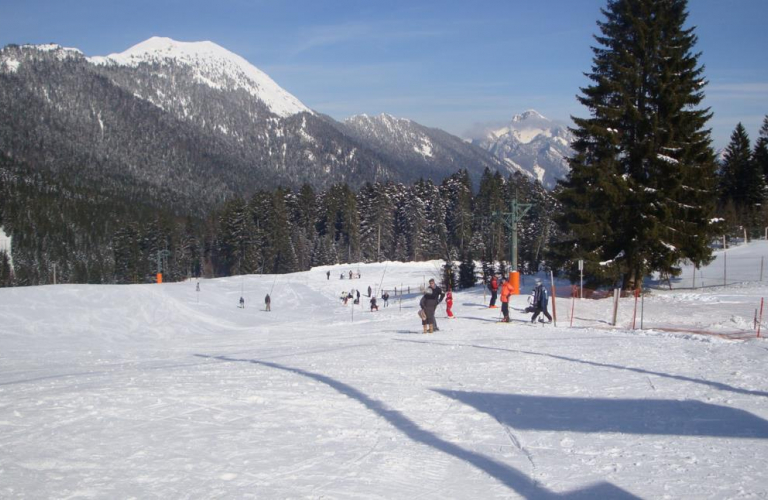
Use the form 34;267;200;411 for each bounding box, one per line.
1;0;766;150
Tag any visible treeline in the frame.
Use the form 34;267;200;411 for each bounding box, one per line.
0;156;555;287
718;117;768;234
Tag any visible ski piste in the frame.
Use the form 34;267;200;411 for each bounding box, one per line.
3;250;768;498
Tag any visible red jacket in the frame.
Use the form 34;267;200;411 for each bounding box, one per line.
490;277;498;291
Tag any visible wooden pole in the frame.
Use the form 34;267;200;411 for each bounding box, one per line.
550;270;557;327
632;288;639;329
723;235;727;287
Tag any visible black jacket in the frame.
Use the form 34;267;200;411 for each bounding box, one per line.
419;285;444;311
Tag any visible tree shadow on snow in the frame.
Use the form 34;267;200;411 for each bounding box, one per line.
194;353;638;499
395;340;768;399
434;390;768;438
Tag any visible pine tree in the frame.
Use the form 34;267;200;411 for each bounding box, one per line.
720;124;752;204
403;183;429;261
442;170;474;255
475;169;506;263
442;260;458;291
0;249;13;287
261;189;297;274
720;123;765;234
754;116;768;185
358;182;395;262
218;197;255;275
553;0;717;290
112;222;142;284
458;251;477;289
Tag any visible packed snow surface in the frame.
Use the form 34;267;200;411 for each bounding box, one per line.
88;37;311;118
2;243;768;498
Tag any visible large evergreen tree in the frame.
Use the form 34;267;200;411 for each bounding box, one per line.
553;0;717;290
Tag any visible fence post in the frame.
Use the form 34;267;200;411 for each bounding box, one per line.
723;236;727;287
550;270;557;327
612;288;620;326
640;289;644;330
632;288;639;329
758;298;764;338
692;266;696;289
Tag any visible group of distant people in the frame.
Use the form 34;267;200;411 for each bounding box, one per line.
202;269;552;328
238;294;271;311
331;270;362;280
340;285;391;311
488;274;551;323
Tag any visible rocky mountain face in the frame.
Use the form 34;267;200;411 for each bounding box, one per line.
469;110;574;189
0;38;507;214
340;113;505;186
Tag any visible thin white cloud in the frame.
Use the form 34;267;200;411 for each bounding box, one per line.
287;20;445;56
708;83;768;93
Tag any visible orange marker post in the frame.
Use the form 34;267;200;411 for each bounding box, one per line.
510;271;520;295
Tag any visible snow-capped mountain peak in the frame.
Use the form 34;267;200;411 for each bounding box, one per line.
511;109;547;122
88;37;311;118
469;109;575;189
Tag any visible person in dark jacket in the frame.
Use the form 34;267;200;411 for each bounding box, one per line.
419;279;444;333
531;279;552;323
370;296;379;311
265;293;271;311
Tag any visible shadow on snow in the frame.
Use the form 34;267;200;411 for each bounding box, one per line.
434;390;768;438
396;339;768;399
194;353;638;499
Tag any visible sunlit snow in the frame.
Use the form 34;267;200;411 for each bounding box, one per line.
88;37;311;118
2;243;768;497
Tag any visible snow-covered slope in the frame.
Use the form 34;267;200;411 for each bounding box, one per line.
2;243;768;497
470;110;575;189
89;37;311;118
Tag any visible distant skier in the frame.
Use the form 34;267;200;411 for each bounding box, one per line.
500;279;513;322
326;270;330;280
349;270;353;280
367;285;372;297
489;275;499;308
531;279;552;323
382;291;390;307
196;282;200;292
265;293;271;312
446;288;454;318
239;296;245;309
370;296;379;311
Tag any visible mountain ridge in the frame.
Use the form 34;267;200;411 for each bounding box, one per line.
468;111;574;189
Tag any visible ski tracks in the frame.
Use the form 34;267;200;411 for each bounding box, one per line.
481;392;539;488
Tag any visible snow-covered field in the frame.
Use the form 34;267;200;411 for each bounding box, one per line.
2;244;768;499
